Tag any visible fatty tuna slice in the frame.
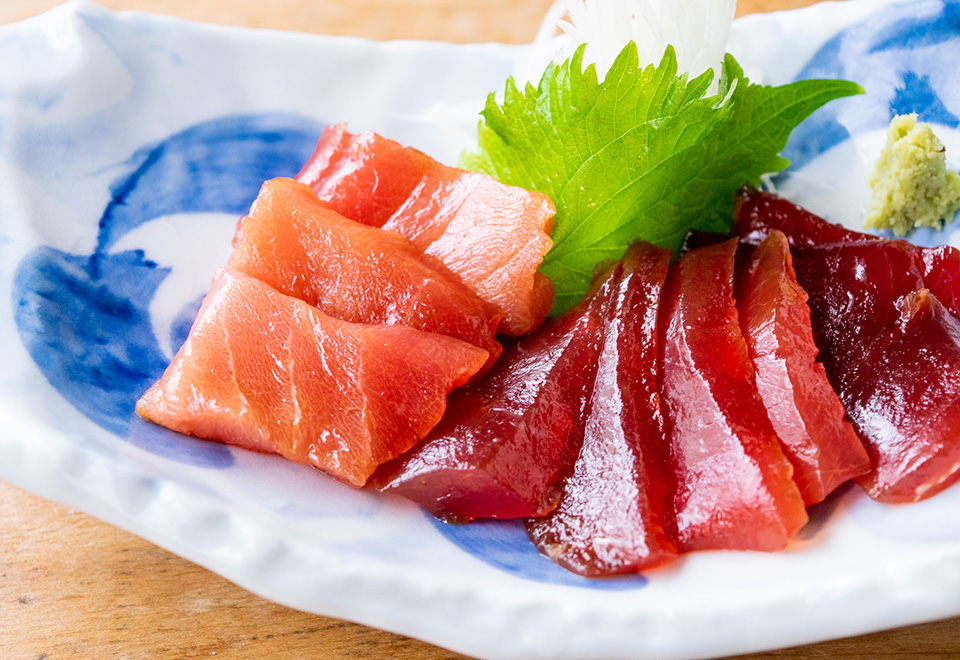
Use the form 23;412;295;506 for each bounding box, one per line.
735;231;870;506
136;268;489;488
660;239;808;552
526;243;678;576
228;178;501;371
383;168;555;336
295;122;436;227
371;264;616;522
296;123;556;336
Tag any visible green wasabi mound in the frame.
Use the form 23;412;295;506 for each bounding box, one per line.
864;113;960;235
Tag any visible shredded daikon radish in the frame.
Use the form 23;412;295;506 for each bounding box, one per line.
542;0;737;82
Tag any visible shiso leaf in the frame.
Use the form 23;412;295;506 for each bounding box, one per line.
460;43;862;314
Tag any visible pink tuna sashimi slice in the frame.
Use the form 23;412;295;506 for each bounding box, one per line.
296;123;556;336
735;231;870;506
382;168;555;336
136;268;489;488
526;242;678;577
371;264;617;522
228;177;502;371
296;123;436;228
660;239;808;552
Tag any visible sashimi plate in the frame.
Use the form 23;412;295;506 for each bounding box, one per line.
3;1;960;659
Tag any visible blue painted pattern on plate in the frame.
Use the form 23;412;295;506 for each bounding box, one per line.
13;113;323;468
785;0;960;172
431;517;650;589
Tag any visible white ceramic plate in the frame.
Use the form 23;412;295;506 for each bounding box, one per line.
3;1;960;659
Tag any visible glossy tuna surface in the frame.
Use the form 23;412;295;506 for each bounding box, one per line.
228;177;502;369
526;243;678;577
136;268;489;488
845;290;960;502
793;243;960;503
660;239;808;552
734;189;874;246
735;190;960;503
735;189;960;314
372;266;616;522
736;231;869;506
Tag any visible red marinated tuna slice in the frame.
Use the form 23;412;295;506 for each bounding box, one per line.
660;239;808;552
734;189;960;313
526;243;677;577
734;189;876;246
791;241;960;502
792;240;946;371
371;264;616;522
846;290;960;502
136;268;489;488
296;122;436;227
228;178;501;371
745;193;960;503
735;231;870;506
296;124;556;336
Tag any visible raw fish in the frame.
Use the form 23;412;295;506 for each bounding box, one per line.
844;289;960;501
296;122;435;227
136;268;489;488
735;189;960;313
372;264;615;521
660;239;808;552
792;243;960;502
228;177;502;370
735;189;960;503
297;123;555;335
736;231;870;505
526;243;677;576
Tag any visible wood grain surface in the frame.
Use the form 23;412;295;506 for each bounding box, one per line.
2;1;959;659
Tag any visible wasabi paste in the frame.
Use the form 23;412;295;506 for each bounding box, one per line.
864;113;960;235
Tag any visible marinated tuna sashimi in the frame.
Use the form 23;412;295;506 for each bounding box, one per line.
228;177;502;370
735;190;960;503
296;123;556;336
660;239;808;552
526;243;677;577
371;265;616;522
790;243;960;503
735;231;870;506
791;240;937;366
734;189;874;246
845;289;960;502
136;268;489;488
735;189;960;313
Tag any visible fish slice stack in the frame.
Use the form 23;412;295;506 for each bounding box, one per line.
138;127;960;577
136;124;556;488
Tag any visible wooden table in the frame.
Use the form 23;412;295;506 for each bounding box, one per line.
2;1;959;658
